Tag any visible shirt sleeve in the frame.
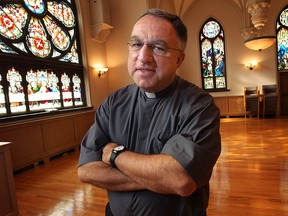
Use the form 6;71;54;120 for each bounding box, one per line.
78;100;111;167
161;96;221;188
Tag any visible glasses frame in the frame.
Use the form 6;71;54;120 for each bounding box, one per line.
127;40;183;56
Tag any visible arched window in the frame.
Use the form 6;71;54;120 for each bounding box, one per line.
277;4;288;71
0;0;86;119
200;17;227;92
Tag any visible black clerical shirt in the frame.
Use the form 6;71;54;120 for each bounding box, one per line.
78;76;221;216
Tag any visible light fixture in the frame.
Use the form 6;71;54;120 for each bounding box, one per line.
244;35;276;51
245;62;257;70
243;0;276;51
96;67;108;77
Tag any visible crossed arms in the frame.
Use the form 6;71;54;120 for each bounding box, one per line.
78;142;196;197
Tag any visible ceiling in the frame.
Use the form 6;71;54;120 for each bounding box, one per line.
147;0;252;28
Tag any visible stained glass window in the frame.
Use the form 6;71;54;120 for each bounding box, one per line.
277;5;288;71
7;67;26;113
0;0;86;118
0;0;80;63
200;18;227;91
0;74;6;114
26;69;61;111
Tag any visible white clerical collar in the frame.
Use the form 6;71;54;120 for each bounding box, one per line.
145;92;156;98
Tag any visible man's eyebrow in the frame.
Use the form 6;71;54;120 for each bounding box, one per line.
129;37;168;46
130;36;141;41
151;39;167;46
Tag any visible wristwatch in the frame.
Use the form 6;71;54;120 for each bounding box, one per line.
110;145;126;168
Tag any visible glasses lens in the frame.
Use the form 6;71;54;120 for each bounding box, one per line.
128;41;143;51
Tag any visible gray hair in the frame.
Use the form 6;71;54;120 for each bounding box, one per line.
137;8;187;50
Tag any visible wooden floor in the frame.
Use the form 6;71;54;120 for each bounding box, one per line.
14;117;288;216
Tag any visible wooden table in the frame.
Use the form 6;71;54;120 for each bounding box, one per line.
0;142;19;216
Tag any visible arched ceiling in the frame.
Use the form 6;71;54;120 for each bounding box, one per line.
147;0;251;28
147;0;247;15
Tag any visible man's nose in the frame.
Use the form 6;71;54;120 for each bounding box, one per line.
138;44;154;62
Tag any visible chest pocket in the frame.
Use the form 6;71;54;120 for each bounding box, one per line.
151;130;172;153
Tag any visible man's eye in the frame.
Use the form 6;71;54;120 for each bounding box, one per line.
131;42;143;48
153;45;166;52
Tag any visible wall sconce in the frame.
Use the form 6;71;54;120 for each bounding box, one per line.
96;67;108;77
245;63;257;70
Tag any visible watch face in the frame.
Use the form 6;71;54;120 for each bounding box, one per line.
114;145;125;151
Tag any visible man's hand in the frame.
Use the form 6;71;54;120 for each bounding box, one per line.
102;143;118;165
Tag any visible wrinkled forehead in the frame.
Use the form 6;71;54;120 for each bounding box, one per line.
131;15;178;43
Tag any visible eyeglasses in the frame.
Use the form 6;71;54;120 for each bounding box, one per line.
127;40;183;56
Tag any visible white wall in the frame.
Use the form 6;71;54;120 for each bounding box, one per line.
180;0;287;96
94;0;287;101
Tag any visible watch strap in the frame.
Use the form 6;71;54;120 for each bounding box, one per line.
110;146;125;168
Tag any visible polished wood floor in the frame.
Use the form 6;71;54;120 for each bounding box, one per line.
14;117;288;216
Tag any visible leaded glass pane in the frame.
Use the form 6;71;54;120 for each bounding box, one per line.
12;42;28;53
73;74;82;106
0;40;17;53
26;69;61;111
27;17;51;57
216;77;226;88
0;1;80;63
277;7;288;71
204;77;214;89
201;39;213;77
43;16;70;51
24;0;45;14
47;1;75;28
0;0;85;117
7;67;26;113
203;21;220;38
59;41;79;63
200;18;227;91
0;4;27;39
280;7;288;27
214;37;225;78
61;73;73;107
0;74;6;114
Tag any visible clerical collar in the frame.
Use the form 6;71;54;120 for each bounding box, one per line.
145;92;156;98
143;76;178;98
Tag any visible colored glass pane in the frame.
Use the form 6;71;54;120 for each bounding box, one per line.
24;0;45;14
27;17;51;57
201;39;213;77
203;21;220;38
200;18;227;91
72;74;82;106
277;7;288;71
26;69;61;111
204;77;214;89
7;67;26;113
61;73;72;107
48;1;75;28
0;4;27;39
213;37;225;78
43;16;70;51
0;74;6;114
0;1;79;63
279;8;288;27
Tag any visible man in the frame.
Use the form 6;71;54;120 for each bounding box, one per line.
78;8;221;216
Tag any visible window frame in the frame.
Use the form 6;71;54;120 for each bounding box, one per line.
0;0;88;121
276;4;288;72
199;17;228;92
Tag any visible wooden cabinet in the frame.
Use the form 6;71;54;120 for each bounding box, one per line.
213;96;245;117
0;142;19;216
0;109;95;171
279;72;288;115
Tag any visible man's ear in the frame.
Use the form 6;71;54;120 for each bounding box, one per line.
176;52;185;67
